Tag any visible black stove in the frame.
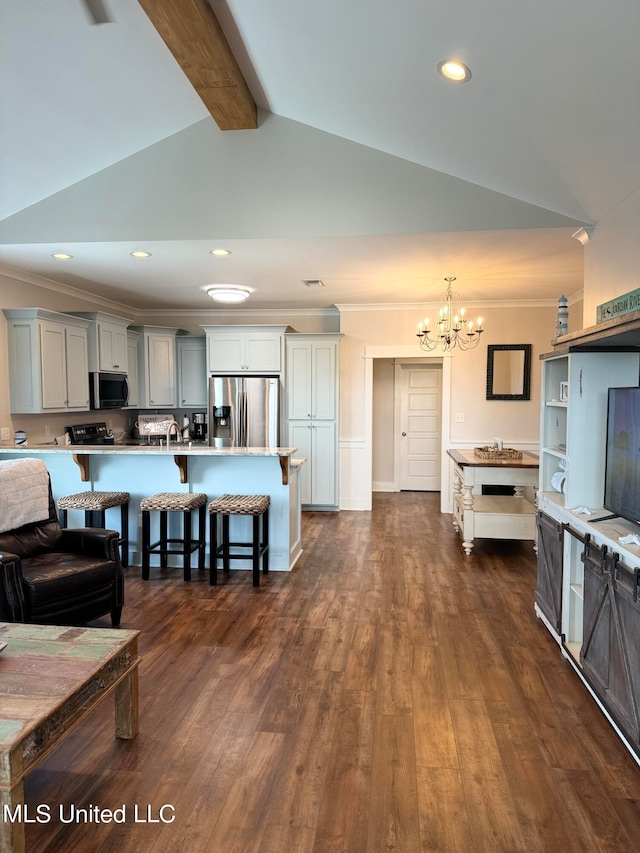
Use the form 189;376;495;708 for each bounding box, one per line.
66;422;109;445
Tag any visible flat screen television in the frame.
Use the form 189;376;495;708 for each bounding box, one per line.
604;386;640;524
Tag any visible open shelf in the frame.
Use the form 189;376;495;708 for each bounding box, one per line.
546;400;568;408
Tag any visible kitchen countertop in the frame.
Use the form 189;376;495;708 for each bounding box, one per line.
1;444;298;457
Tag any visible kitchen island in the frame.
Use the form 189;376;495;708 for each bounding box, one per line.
0;445;304;572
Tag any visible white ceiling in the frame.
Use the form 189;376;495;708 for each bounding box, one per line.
1;0;639;312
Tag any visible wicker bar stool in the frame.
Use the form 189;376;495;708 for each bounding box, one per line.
208;494;270;587
140;492;207;582
57;490;130;567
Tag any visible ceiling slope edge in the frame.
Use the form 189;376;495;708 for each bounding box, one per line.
0;112;584;245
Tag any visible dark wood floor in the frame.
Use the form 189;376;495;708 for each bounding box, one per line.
24;492;640;852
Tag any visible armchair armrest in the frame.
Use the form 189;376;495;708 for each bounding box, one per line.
59;528;120;562
0;552;27;622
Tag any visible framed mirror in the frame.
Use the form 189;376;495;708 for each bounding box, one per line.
486;344;532;400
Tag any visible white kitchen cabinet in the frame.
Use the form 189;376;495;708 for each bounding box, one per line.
67;311;131;373
289;420;337;506
129;325;187;409
177;337;207;407
3;308;90;413
285;333;342;509
125;331;141;408
202;325;289;374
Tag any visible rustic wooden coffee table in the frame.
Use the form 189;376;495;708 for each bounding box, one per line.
0;623;140;853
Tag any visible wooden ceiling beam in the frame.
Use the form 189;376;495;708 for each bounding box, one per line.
137;0;257;130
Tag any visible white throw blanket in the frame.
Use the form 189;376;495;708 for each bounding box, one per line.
0;458;50;533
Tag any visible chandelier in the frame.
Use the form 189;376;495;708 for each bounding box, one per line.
416;277;484;352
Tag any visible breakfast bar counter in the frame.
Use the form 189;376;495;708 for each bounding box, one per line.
0;446;304;571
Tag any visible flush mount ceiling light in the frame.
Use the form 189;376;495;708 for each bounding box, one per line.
437;59;472;82
206;285;251;304
210;248;231;256
51;252;73;260
130;250;152;259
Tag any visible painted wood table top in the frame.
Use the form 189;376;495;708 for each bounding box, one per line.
0;623;140;853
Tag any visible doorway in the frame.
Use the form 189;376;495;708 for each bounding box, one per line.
397;362;442;491
364;346;452;513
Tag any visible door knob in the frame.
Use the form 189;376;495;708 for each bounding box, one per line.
402;431;407;436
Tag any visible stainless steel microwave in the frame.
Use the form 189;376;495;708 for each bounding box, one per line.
89;372;129;409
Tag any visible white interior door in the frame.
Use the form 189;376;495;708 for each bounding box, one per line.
399;364;442;491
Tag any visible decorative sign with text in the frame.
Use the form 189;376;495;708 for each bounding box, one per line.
596;287;640;323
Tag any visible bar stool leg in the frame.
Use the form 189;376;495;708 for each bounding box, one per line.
59;508;67;528
198;504;206;571
142;510;151;580
159;511;168;568
120;502;129;568
252;513;260;587
209;512;218;585
182;509;191;582
222;515;230;574
262;507;269;575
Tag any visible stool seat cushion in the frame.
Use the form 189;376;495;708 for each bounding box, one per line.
57;491;130;511
208;494;270;515
140;492;207;512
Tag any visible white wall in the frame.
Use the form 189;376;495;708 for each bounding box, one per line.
582;187;640;325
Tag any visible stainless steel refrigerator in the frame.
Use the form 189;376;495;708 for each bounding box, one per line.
208;376;279;447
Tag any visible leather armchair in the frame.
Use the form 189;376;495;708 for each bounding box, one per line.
0;474;123;626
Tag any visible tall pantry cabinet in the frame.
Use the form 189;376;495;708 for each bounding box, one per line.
286;334;342;509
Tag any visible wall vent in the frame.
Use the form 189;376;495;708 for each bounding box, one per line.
302;279;325;288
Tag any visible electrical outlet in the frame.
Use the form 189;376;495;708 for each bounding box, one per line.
44;424;51;435
0;427;10;441
455;412;465;423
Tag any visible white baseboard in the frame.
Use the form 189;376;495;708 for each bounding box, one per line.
372;481;398;492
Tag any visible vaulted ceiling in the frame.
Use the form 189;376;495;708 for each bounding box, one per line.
1;0;638;312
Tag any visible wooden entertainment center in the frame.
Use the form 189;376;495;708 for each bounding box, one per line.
536;308;640;764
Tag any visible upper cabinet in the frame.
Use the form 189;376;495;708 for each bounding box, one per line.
67;311;132;373
125;330;141;409
3;308;91;413
202;326;290;374
177;337;207;407
129;325;187;409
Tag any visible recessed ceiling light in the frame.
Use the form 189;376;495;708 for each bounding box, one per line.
437;59;472;82
210;248;231;257
206;285;251;303
130;251;152;259
51;252;73;260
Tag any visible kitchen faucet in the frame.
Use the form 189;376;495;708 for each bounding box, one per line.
165;420;182;448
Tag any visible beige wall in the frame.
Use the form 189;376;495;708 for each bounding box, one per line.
339;303;556;450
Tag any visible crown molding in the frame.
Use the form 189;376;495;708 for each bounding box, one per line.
336;297;569;312
141;306;340;318
0;264;140;315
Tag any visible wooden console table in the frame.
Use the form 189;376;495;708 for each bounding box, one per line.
0;623;140;853
447;449;539;555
